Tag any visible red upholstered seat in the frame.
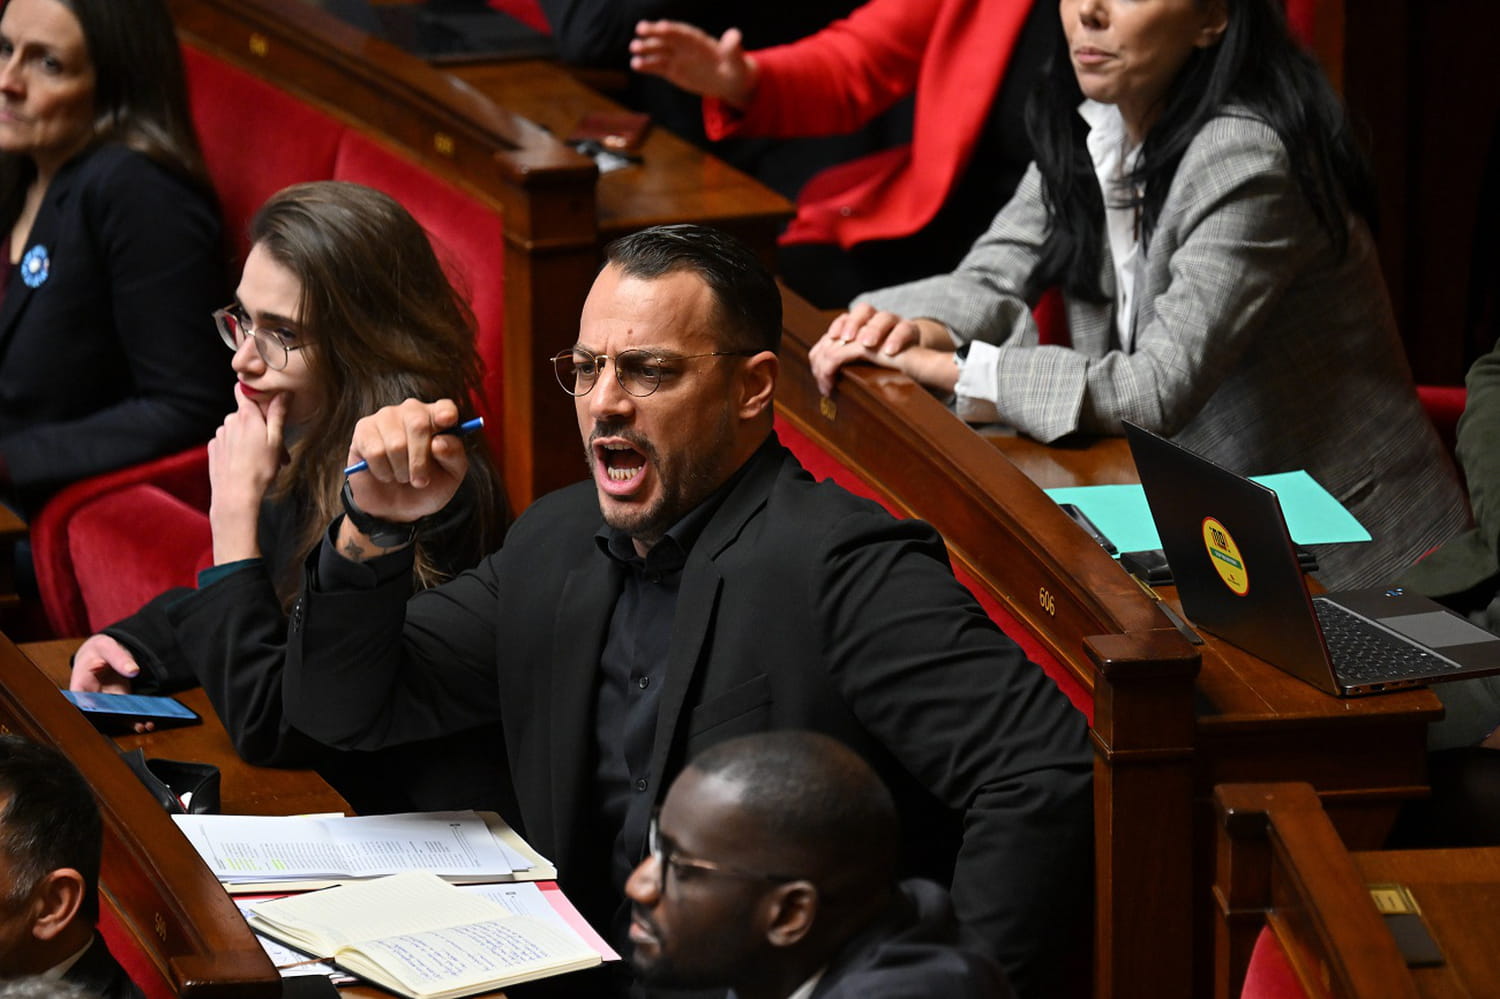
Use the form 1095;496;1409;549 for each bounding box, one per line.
32;448;212;638
68;485;214;635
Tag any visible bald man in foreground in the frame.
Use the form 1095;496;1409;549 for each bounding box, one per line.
626;731;1011;999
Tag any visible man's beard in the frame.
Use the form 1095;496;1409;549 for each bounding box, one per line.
587;408;735;547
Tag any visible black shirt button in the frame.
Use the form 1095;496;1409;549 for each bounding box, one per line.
634;778;648;792
636;675;650;689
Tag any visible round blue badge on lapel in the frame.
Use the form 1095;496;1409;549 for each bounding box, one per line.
20;245;49;289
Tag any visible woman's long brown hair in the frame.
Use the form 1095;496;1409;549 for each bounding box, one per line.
249;181;505;606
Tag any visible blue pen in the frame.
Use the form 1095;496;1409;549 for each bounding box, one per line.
343;416;485;476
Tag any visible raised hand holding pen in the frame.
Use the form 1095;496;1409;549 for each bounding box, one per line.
338;398;470;560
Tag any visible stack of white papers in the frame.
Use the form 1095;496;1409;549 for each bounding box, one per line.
173;810;555;892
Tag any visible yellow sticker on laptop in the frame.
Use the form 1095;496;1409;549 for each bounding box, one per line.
1202;517;1249;595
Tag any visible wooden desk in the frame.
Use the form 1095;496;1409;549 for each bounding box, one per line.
0;634;281;997
450;60;793;266
24;640;598;999
988;407;1442;995
1216;782;1500;998
24;639;345;817
21;640;593;999
772;286;1441;998
1349;850;1500;994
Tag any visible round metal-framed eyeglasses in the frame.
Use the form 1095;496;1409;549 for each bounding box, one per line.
215;304;310;371
551;346;757;398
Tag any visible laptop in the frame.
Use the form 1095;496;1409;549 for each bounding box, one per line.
319;0;557;64
1123;421;1500;696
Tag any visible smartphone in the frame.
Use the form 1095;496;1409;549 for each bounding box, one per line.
61;690;201;733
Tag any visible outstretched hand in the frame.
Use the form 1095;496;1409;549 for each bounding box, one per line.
630;20;758;107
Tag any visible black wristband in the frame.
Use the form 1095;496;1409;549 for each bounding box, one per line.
340;478;418;549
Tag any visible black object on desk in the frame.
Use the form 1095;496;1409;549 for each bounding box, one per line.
1120;546;1319;587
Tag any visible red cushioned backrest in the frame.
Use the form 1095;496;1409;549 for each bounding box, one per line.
333;131;507;433
69;485;213;634
487;0;551;33
182;44;507;438
774;415;1093;721
182;44;343;262
1418;384;1467;457
1284;0;1317;46
33;447;212;638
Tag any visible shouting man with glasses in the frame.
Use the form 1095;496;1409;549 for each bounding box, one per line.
626;731;1011;999
283;224;1090;999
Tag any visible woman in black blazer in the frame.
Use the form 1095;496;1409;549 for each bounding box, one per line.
0;0;229;515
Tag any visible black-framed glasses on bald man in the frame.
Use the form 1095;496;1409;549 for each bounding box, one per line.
551;346;757;399
214;304;310;371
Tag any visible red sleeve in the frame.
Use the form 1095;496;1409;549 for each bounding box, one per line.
703;0;940;141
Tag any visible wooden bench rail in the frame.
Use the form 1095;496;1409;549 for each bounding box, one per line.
774;285;1203;999
169;0;602;512
0;637;277;998
1213;782;1418;999
775;290;1168;671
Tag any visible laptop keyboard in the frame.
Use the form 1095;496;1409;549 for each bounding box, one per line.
1314;599;1444;682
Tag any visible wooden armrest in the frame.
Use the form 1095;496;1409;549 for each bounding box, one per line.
1214;782;1416;999
0;636;277;997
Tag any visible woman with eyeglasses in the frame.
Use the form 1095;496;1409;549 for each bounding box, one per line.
809;0;1467;590
0;0;229;516
69;181;512;814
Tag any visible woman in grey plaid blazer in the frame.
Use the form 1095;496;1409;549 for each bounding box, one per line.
809;0;1465;589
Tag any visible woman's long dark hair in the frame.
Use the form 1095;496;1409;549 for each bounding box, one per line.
0;0;211;225
1027;0;1375;301
250;181;507;607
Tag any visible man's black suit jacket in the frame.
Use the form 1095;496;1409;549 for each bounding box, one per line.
286;438;1092;997
805;879;1012;999
0;143;230;512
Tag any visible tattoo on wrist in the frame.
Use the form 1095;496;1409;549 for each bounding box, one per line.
340;534;370;562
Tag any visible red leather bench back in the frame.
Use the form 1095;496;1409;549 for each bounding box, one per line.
182;45;507;429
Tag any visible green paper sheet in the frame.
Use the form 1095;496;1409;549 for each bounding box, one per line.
1046;470;1371;556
